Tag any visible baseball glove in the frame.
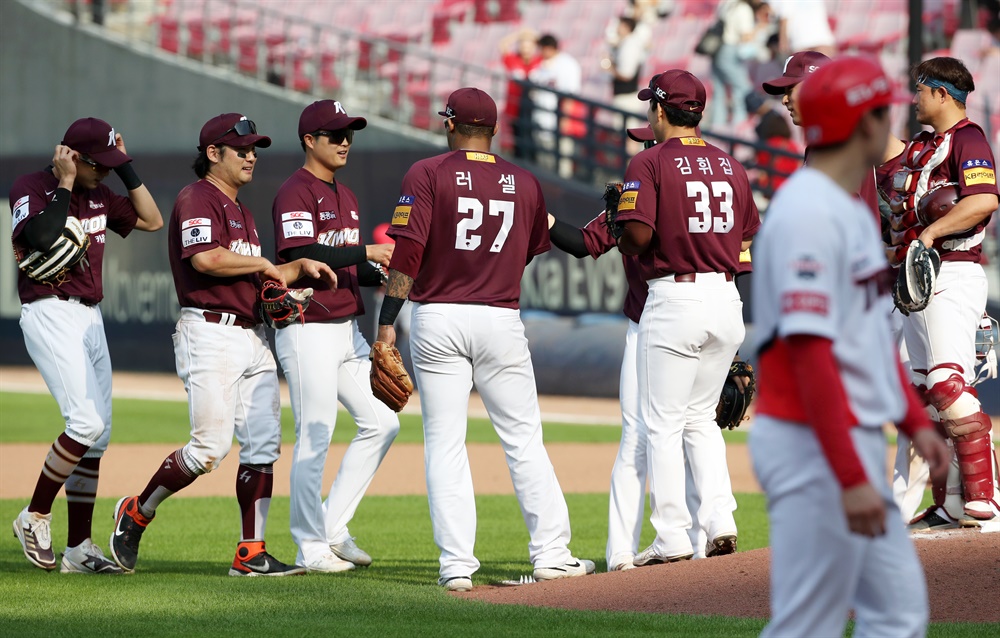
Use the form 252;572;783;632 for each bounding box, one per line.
260;280;313;328
892;239;940;316
716;360;756;430
17;216;90;284
370;341;413;412
603;182;625;240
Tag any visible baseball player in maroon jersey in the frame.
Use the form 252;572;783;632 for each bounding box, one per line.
10;118;163;574
883;57;1000;529
109;114;335;576
750;56;950;638
377;88;594;591
271;99;399;572
614;70;760;566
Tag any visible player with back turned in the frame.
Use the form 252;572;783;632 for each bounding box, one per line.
749;56;950;637
611;70;760;566
108;114;335;576
10;118;163;574
376;88;594;591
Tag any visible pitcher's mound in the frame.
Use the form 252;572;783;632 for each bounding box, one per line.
465;529;999;622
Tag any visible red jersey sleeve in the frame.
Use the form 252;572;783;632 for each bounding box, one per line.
741;181;761;241
105;188;138;238
272;178;318;256
176;185;225;260
387;161;435;246
613;149;658;229
9;174;51;242
527;177;551;257
580;212;615;259
950;126;999;199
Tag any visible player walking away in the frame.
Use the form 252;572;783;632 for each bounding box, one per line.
613;70;760;566
750;56;951;638
886;57;1000;530
108;114;336;576
10;118;163;574
271;99;399;573
377;88;594;591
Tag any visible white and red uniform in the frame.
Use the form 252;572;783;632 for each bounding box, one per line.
10;168;139;456
387;149;577;581
751;167;929;637
271;169;399;566
615;136;759;558
167;180;282;475
885;120;999;522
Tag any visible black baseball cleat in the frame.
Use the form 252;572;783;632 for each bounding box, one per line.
706;534;738;557
109;496;153;572
229;541;307;577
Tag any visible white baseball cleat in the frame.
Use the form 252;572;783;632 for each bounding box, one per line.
608;553;637;571
632;544;694;567
13;507;56;571
533;557;596;580
330;537;372;567
61;538;125;574
439;575;473;592
302;552;356;573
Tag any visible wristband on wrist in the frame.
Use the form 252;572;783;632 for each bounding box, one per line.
379;295;405;326
114;163;143;190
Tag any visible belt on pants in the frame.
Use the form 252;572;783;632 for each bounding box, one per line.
36;295;98;306
203;311;256;329
669;272;733;283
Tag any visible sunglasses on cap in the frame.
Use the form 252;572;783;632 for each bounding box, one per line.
76;155;107;170
312;129;354;145
211;119;259;145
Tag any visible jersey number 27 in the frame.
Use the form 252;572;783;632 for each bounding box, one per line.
456;197;513;252
686;181;734;234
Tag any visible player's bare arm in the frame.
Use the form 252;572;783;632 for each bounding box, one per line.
114;133;163;232
376;269;413;347
616;221;652;255
366;243;393;266
841;483;887;538
51;145;78;189
276;258;337;288
917;192;998;247
190;246;285;285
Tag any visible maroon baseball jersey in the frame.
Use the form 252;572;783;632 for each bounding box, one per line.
272;168;363;322
168;179;262;323
387;150;550;308
615;137;761;280
10;168;137;304
580;213;647;323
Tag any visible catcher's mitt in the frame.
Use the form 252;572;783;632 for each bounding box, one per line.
603;182;625;240
17;216;90;284
892;239;940;316
716;360;756;430
370;341;413;412
260;280;313;328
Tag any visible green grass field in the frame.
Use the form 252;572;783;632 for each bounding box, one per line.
1;391;995;637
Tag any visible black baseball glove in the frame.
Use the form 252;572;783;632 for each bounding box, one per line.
717;360;756;430
603;182;625;240
892;239;940;316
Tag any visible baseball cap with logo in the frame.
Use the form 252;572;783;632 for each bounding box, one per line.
637;70;706;113
198;113;272;151
762;51;831;95
62;117;131;168
798;56;896;147
298;100;367;138
438;88;498;127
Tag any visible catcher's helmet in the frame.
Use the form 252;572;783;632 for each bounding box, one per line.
799;56;895;147
916;182;962;227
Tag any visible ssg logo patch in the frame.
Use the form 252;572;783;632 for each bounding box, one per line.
393;195;414;226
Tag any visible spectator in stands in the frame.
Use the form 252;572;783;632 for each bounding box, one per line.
530;34;582;178
602;16;652;133
499;28;542;159
749;32;784;98
710;0;758;128
768;0;835;57
746;93;800;194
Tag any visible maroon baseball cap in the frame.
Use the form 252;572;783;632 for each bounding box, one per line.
62;118;131;168
298;100;367;138
637;70;706;113
198;113;272;151
438;88;498;127
627;126;655;142
762;51;831;95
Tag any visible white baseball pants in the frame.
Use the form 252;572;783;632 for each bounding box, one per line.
275;318;399;564
20;297;112;457
173;309;282;473
751;417;929;638
409;303;573;580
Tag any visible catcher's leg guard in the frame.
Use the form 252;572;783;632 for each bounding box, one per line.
927;365;1000;520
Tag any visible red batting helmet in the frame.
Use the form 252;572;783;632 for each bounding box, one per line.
917;182;966;228
798;56;895;147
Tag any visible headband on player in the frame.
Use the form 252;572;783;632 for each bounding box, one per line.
916;75;970;105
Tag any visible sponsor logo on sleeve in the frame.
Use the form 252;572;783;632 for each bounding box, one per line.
962;159;996;186
181;217;212;248
12;195;29;229
680;137;705;146
465;152;496;163
281;211;314;238
393;195;414;226
781;291;829;316
618;182;640;211
793;256;823;279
